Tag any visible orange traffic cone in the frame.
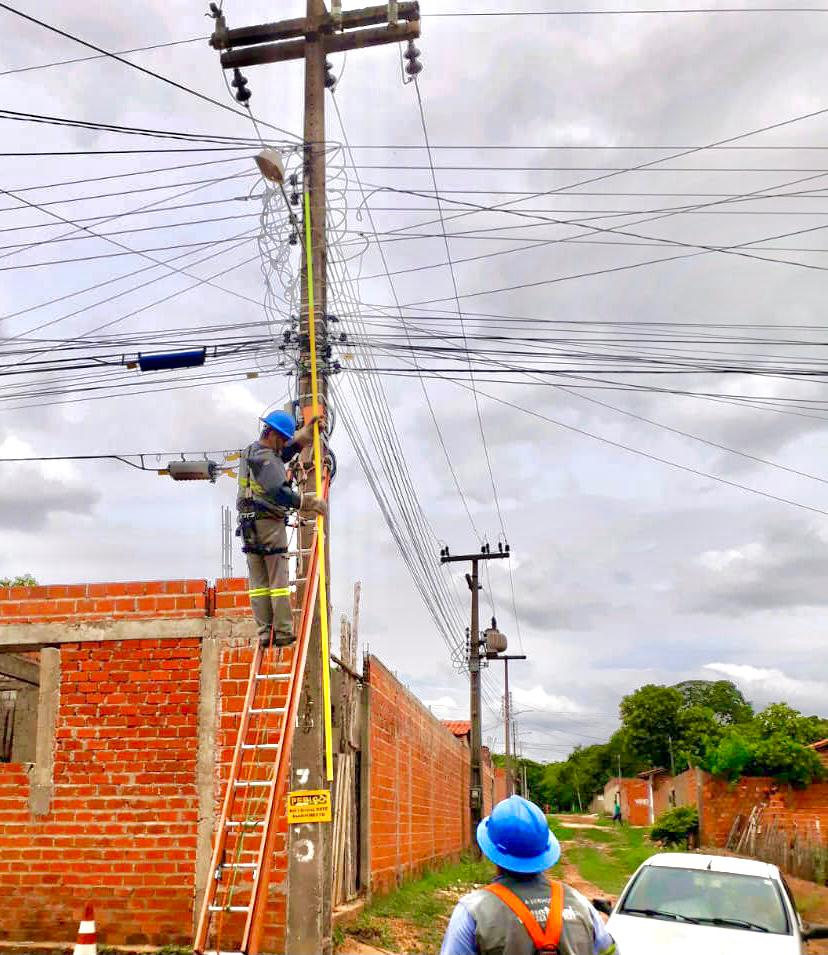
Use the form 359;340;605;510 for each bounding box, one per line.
73;903;96;955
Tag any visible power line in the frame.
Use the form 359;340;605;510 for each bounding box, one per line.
0;35;207;77
427;6;828;14
0;3;300;142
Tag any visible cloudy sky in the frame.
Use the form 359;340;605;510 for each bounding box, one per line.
2;0;828;762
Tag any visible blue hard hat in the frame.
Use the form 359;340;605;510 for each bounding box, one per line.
477;795;560;874
261;410;296;441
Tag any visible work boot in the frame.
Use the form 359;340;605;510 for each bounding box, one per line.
259;628;295;649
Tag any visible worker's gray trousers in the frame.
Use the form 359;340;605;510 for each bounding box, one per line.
245;518;292;641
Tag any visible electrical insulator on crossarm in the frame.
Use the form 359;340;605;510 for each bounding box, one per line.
231;68;252;104
404;40;423;77
325;59;337;90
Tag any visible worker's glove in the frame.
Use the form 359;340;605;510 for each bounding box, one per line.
300;492;328;519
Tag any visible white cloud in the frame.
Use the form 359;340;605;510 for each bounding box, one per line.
513;686;584;715
424;696;460;718
704;663;828;706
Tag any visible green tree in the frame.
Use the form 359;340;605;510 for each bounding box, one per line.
0;573;37;587
673;679;753;724
675;705;724;772
619;684;684;768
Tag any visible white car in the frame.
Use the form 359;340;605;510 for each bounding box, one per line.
602;852;828;954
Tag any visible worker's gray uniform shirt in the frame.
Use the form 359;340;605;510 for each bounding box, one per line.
236;440;300;516
442;874;617;955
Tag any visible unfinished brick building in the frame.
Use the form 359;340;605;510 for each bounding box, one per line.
0;578;494;950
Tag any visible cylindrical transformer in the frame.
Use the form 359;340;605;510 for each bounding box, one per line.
167;460;218;483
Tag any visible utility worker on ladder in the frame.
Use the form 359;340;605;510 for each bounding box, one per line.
237;409;327;648
441;796;618;955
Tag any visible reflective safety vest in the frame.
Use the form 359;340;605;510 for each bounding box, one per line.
484;881;564;954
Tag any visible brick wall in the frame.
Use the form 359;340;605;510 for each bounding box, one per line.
0;580;482;948
651;768;700;820
365;655;473;894
0;638;202;946
699;775;828;847
0;577;284;950
0;579;208;623
602;777;651;826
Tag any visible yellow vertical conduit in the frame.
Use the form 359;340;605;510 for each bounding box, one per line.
303;189;334;782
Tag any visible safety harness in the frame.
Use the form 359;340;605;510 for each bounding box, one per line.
237;447;289;557
483;880;564;954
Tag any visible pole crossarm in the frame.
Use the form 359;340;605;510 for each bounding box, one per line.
213;2;420;48
214;3;421;70
440;551;510;565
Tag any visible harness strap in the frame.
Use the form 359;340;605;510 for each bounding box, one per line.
483;881;564;953
241;544;288;556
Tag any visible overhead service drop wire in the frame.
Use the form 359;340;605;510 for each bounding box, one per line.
303;190;334;783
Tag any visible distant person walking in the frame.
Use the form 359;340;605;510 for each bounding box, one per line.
612;802;622;825
440;795;618;954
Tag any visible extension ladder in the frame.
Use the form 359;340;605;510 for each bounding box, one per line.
194;481;328;955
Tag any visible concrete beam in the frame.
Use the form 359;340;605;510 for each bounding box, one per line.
0;653;39;686
194;633;220;932
28;648;59;817
0;617;257;651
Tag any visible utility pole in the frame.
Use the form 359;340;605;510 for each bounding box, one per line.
220;505;233;579
210;6;421;953
618;753;622;781
504;681;511;796
486;653;526;797
440;545;509;843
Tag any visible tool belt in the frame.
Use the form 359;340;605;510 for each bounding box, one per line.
237;503;288;556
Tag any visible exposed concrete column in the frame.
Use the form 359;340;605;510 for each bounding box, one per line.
28;647;60;817
194;634;220;930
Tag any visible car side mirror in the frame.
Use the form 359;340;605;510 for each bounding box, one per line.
802;923;828;941
593;898;613;916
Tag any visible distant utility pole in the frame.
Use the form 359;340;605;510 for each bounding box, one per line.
440;544;509;842
220;505;233;579
486;653;526;797
210;5;420;953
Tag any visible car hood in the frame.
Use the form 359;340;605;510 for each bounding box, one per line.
606;913;800;954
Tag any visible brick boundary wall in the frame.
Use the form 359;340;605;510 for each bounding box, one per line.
0;579;482;949
699;775;828;848
365;655;486;895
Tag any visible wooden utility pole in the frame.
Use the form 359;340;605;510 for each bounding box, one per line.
440;547;509;842
485;653;525;799
210;6;420;953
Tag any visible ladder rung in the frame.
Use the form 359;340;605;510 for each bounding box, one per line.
221;862;258;870
254;673;291;681
249;706;286;715
203;950;245;954
224;820;264;828
209;905;251;913
234;779;273;788
241;742;281;750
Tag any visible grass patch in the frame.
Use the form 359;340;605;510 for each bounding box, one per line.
565;826;661;896
348;855;495;953
796;892;824;919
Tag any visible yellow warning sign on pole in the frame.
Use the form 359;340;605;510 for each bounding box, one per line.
286;789;332;825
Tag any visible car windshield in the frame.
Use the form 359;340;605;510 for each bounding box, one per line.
620;865;790;935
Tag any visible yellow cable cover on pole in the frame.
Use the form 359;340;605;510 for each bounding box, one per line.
303;189;334;783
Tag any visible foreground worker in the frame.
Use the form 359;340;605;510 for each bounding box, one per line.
441;796;617;955
237;410;327;648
